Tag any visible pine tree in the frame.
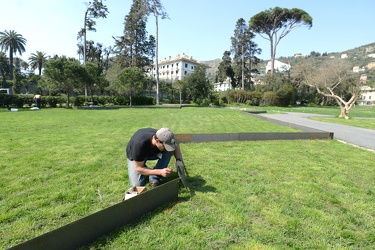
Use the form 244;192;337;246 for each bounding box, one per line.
113;0;155;69
231;18;261;90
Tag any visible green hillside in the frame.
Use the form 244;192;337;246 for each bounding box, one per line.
204;42;375;85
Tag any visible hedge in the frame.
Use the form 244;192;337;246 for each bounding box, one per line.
0;94;155;108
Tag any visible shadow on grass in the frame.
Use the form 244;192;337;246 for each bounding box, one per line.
187;174;217;194
80;175;216;249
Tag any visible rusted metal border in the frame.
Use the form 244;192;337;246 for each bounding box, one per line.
175;131;333;143
10;178;180;250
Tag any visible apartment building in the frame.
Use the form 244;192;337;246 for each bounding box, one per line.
147;53;209;81
358;85;375;106
213;78;232;91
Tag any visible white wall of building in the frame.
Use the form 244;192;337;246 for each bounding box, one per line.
265;60;291;73
148;53;208;81
358;86;375;106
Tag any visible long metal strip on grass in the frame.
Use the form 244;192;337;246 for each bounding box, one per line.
175;132;333;143
10;178;180;250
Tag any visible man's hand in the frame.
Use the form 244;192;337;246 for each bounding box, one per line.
176;160;184;169
159;167;173;177
176;160;188;176
176;160;189;191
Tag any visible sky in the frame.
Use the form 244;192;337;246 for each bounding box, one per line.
1;0;374;63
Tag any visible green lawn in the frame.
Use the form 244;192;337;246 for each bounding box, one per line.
1;107;374;249
237;105;375;130
246;105;375;118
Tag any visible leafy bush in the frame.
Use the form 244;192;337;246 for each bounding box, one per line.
0;94;12;108
261;91;279;106
132;95;154;105
45;96;61;108
72;96;86;107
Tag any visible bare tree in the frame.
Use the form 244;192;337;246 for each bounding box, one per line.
292;58;359;119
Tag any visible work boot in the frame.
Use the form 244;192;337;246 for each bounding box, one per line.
149;180;160;188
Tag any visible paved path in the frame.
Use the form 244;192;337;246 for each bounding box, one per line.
257;112;375;151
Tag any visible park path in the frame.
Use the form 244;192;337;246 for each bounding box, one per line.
256;112;375;151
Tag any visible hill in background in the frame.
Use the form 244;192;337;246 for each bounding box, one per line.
202;42;375;82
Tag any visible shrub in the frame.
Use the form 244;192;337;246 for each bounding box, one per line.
44;96;60;108
261;91;279;106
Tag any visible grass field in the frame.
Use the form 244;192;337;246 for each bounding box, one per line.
239;105;375;130
1;107;374;249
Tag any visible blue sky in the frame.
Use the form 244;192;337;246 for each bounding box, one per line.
1;0;374;63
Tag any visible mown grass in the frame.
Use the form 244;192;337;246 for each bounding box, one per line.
236;105;375;130
246;105;375;118
1;107;374;249
310;117;375;130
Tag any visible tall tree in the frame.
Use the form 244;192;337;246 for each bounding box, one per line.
249;7;312;75
217;51;235;87
29;51;48;76
231;18;261;90
142;0;169;104
78;0;109;64
0;30;27;80
292;58;357;119
113;0;155;69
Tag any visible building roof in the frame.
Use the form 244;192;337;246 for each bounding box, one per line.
157;53;209;68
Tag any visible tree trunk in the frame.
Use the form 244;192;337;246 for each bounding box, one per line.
270;39;274;76
66;92;70;108
335;97;350;119
155;12;160;104
241;45;244;90
83;10;88;65
9;46;14;80
339;105;349;119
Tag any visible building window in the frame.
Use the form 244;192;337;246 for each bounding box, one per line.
191;66;194;69
171;64;174;67
185;63;188;68
167;65;169;68
176;70;179;74
184;71;187;75
176;63;179;67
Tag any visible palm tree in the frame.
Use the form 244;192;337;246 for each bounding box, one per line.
29;51;47;75
0;30;27;80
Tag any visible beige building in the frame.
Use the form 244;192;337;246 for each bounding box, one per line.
358;86;375;106
366;62;375;69
147;53;209;81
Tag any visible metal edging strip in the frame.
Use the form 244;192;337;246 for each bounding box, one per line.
174;132;333;143
9;178;180;250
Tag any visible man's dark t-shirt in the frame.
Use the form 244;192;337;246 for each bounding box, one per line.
126;128;161;161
